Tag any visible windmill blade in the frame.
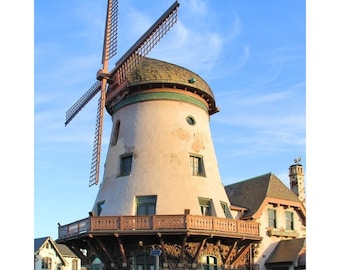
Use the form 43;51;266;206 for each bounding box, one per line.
65;0;118;127
102;0;118;63
88;0;119;187
88;1;179;187
65;80;102;126
112;0;179;85
89;80;107;187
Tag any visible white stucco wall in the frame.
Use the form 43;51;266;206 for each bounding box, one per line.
253;204;306;270
92;91;231;217
35;246;62;270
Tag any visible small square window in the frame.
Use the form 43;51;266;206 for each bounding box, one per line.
136;196;157;215
120;154;132;176
190;154;206;176
220;201;232;218
198;197;211;216
97;201;105;216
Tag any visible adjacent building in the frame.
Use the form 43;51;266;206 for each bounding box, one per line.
34;236;81;270
225;164;306;270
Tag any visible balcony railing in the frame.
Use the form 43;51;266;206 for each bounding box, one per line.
58;214;259;239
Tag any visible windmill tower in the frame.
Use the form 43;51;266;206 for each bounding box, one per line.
57;1;261;269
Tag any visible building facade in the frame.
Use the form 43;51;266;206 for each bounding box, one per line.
34;236;81;270
225;165;306;270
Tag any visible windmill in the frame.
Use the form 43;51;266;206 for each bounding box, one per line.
64;0;179;187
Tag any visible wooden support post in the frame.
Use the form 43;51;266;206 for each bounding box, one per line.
158;234;168;264
115;233;127;265
224;240;238;268
193;237;208;264
180;235;188;263
97;238;115;265
230;243;251;268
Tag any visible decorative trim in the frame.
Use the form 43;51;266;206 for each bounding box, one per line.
110;92;209;113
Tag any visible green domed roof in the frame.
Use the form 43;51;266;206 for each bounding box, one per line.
125;57;218;115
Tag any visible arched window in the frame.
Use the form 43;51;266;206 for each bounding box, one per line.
110;120;120;146
42;257;52;269
201;255;218;270
72;258;78;270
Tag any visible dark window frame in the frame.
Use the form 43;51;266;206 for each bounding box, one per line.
268;208;277;228
136;195;157;216
190;154;206;177
198;197;212;216
42;257;52;269
120;153;133;176
285;211;294;230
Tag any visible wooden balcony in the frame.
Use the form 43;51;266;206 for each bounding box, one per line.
58;214;260;240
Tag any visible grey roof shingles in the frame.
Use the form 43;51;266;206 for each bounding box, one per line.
225;172;300;218
34;236;49;252
124;57;218;115
265;238;306;264
56;243;78;257
35;236;77;258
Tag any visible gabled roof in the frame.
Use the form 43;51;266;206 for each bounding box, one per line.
56;243;78;258
34;236;49;252
265;238;306;265
34;236;69;265
225;172;305;219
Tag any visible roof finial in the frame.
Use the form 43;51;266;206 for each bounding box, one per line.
294;156;301;164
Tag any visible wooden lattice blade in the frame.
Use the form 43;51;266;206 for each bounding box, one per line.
89;82;106;187
110;0;179;85
102;0;118;63
65;81;102;126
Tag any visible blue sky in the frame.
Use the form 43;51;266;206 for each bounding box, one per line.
33;0;307;240
3;0;340;268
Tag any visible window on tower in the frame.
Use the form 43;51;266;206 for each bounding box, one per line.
220;201;233;218
136;196;157;215
190;154;206;176
120;153;133;176
110;120;120;147
97;201;105;216
198;197;212;216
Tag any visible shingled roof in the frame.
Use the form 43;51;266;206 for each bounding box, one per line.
265;238;306;265
123;57;219;115
225;173;303;219
56;243;78;258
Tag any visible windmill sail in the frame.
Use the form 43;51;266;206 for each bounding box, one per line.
102;0;118;63
89;1;179;187
65;81;102;126
89;0;119;187
64;0;180;188
113;1;179;85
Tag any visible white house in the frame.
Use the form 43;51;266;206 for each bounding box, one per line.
34;236;81;270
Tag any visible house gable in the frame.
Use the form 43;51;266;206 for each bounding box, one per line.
225;172;306;221
34;236;68;266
